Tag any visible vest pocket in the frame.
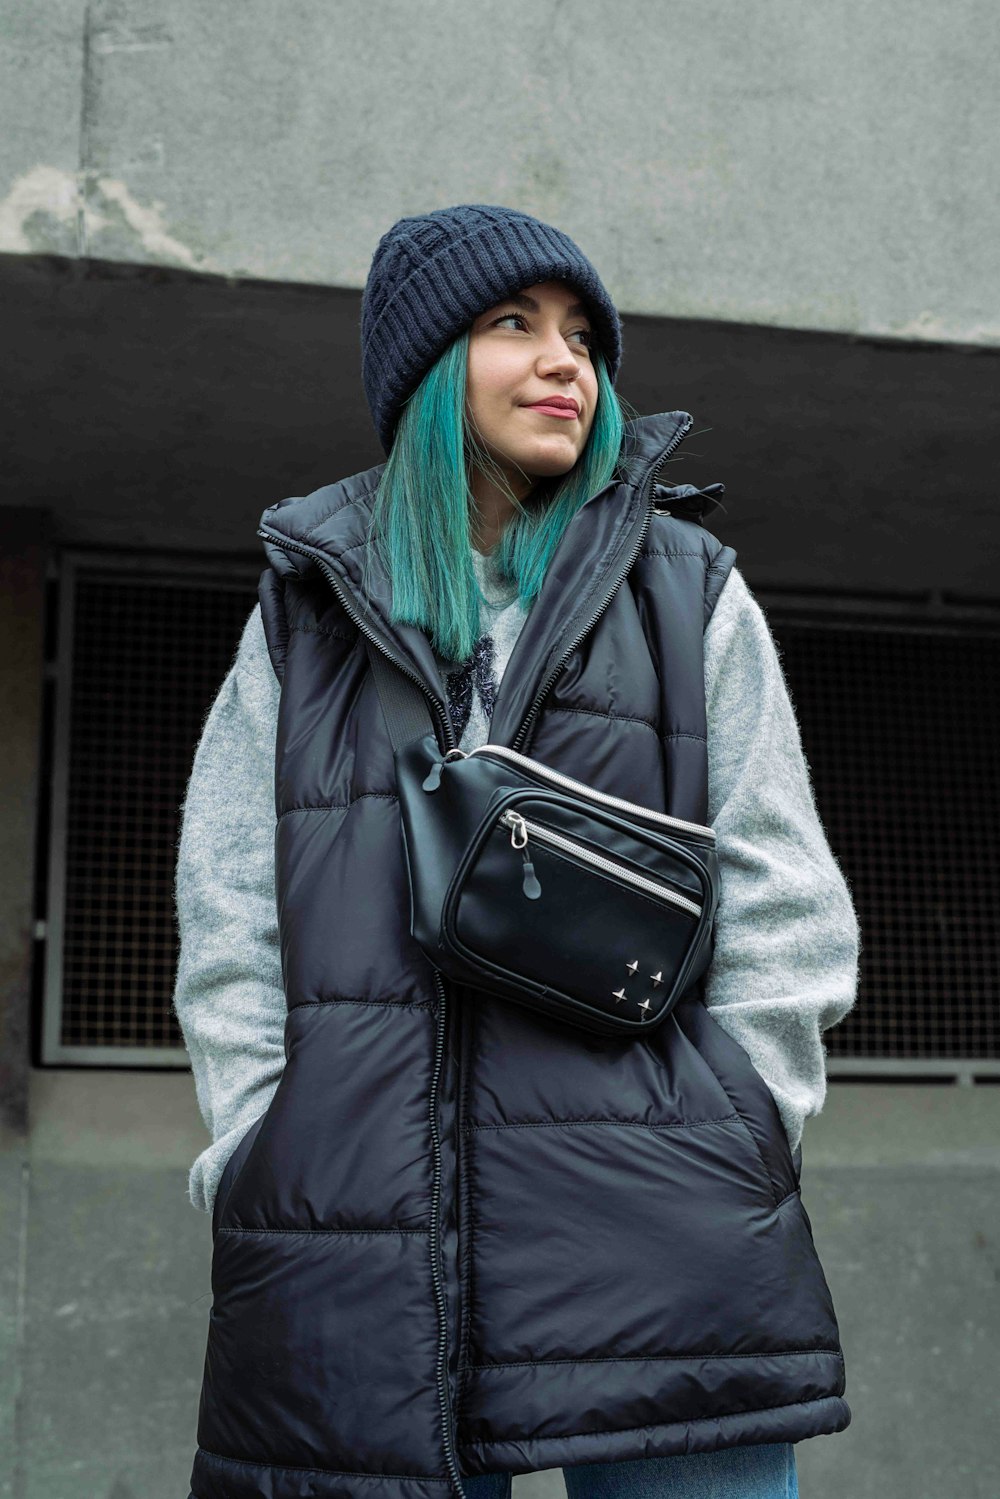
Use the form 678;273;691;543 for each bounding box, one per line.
211;1112;267;1237
671;1000;799;1208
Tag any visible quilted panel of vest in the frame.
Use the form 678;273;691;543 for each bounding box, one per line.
671;997;801;1208
453;990;847;1459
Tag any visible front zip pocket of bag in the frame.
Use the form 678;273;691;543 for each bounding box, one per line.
498;808;705;917
439;789;716;1034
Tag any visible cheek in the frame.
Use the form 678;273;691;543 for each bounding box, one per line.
580;367;600;423
468;336;533;393
467;366;523;435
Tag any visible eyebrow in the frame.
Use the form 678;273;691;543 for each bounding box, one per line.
492;291;592;321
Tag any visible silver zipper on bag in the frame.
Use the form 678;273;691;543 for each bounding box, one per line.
447;742;715;845
500;809;703;916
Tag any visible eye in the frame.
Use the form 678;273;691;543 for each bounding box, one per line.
492;313;593;347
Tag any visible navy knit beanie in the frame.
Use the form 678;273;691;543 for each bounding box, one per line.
360;203;624;456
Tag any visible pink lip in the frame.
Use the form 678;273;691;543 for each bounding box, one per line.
524;399;579;419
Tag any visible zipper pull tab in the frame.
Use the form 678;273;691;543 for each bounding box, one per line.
422;747;467;793
521;850;542;900
422;758;445;792
506;812;542;899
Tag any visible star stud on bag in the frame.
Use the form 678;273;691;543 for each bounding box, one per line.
614;959;661;1018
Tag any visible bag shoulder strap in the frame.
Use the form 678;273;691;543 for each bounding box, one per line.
364;638;438;753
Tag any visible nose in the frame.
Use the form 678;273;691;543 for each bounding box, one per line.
536;328;581;377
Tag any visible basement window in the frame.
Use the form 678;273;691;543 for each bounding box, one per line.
760;594;999;1084
40;551;261;1065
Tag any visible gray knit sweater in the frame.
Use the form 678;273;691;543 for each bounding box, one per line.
172;548;861;1214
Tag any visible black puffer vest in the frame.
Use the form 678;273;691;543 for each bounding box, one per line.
189;412;849;1499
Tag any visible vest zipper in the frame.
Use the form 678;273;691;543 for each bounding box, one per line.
429;969;466;1499
510;412;695;756
499;808;704;917
254;528;457;755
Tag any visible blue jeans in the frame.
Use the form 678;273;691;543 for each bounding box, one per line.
461;1445;798;1499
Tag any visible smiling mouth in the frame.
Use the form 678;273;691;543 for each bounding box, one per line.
524;403;579;419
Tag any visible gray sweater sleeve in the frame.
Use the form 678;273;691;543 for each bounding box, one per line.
171;603;286;1213
173;564;860;1213
701;567;861;1155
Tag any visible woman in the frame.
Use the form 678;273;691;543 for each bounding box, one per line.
174;204;860;1499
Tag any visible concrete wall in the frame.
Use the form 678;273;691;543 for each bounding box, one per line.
1;0;996;347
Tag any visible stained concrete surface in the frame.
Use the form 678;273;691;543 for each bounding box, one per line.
1;1073;997;1498
798;1166;998;1495
1;1;996;348
1;1071;210;1499
9;1164;205;1499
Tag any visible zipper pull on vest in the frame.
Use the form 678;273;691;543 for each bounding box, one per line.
422;758;445;792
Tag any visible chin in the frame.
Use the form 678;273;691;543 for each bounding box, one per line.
517;440;582;475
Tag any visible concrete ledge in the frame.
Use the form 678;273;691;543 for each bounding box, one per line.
28;1067;209;1168
803;1081;1000;1170
25;1068;1000;1171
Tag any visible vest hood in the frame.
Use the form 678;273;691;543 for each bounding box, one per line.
255;410;726;752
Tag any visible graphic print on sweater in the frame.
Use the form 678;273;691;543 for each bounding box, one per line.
443;633;500;742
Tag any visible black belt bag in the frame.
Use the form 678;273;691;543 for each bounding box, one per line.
367;641;720;1039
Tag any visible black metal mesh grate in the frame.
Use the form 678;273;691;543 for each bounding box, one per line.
52;567;999;1063
766;613;1000;1060
57;568;259;1052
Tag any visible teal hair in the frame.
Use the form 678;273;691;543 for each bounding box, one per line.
365;331;641;665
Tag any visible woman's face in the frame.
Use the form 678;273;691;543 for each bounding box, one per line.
465;279;599;496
